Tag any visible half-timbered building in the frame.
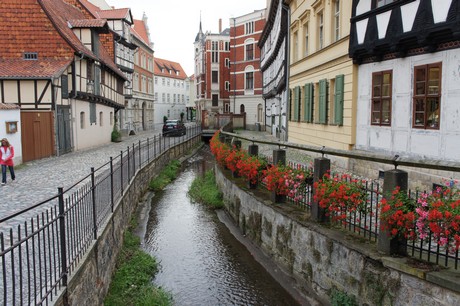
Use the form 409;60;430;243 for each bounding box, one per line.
349;0;460;183
0;0;126;162
259;0;290;140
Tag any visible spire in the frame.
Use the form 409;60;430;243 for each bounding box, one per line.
195;11;204;42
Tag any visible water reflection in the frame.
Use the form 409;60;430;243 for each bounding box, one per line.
142;148;300;306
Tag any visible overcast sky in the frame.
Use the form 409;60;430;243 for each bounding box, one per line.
107;0;267;76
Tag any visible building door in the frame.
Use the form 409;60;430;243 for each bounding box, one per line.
21;111;55;162
57;105;72;155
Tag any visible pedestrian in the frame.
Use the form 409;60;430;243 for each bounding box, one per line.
0;138;15;185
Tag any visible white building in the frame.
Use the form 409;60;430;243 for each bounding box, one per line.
153;58;188;125
258;0;290;140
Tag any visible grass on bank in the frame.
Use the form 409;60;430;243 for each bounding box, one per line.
104;221;172;306
149;160;181;191
188;170;224;208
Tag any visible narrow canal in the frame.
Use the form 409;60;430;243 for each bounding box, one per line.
139;147;301;306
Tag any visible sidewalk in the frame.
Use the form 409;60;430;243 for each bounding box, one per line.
0;129;162;221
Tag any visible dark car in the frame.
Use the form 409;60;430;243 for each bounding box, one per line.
162;119;186;136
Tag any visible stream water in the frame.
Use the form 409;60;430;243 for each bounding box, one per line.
140;147;301;306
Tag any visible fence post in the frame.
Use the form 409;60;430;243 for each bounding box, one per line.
378;169;408;255
147;138;150;163
271;148;286;203
132;144;136;176
58;187;68;292
138;140;141;169
248;144;259;189
127;146;131;182
120;151;124;196
91;167;97;239
110;157;114;213
312;157;330;223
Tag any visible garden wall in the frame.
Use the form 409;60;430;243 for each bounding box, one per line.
215;167;460;305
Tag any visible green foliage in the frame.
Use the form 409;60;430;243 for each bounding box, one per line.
111;128;121;142
189;170;224;208
331;289;358;306
163;116;168;123
149;160;181;191
104;231;172;306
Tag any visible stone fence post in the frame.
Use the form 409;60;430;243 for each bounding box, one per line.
311;157;330;223
271;149;286;203
378;169;408;255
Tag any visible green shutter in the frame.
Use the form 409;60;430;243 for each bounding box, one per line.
304;83;313;123
334;74;344;125
294;86;300;121
318;79;327;124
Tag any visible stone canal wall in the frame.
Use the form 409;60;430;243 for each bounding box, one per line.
55;136;201;306
215;167;460;306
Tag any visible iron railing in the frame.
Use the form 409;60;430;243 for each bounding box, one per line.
0;125;201;305
222;131;460;270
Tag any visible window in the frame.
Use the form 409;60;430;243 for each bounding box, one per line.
245;72;254;90
173;94;176;103
246;43;254;61
167;79;170;86
80;112;85;129
99;112;103;127
212;41;219;63
245;21;254;34
155;77;158;85
212;94;218;107
225;58;230;67
167;93;170;103
293;31;298;61
162;78;165;86
318;11;324;50
292;86;301;122
110;112;113;125
212;70;218;83
317;79;328;124
372;71;392;126
303;22;309;57
162;93;165;102
240;104;245;114
225;41;230;51
413;63;441;129
225;81;230;91
332;74;344;125
333;0;340;42
155;92;158;102
303;83;314;123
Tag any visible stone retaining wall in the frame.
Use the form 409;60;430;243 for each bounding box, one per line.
215;167;460;305
54;136;201;306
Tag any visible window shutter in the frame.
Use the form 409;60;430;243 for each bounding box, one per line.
304;83;313;123
334;74;344;125
318;79;327;124
294;86;300;121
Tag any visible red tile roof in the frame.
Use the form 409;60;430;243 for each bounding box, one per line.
132;19;150;46
78;0;100;18
154;58;188;80
0;59;72;79
68;19;107;28
97;8;131;21
0;103;20;110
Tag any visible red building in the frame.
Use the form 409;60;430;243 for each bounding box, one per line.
194;19;231;123
229;9;266;130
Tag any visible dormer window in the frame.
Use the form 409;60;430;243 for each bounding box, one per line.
23;52;38;60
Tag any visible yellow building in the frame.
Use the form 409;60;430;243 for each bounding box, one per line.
287;0;356;151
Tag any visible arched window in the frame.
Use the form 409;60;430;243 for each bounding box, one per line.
240;104;245;114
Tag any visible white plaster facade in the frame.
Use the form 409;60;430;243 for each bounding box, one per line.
356;49;460;162
0;107;22;165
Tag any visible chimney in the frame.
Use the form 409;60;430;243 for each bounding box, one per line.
219;18;222;33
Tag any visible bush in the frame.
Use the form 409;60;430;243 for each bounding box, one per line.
149;160;181;191
189;170;224;208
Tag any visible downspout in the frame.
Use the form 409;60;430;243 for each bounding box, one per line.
233;17;236;114
282;2;290;142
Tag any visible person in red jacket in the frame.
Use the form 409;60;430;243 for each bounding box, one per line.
0;138;15;185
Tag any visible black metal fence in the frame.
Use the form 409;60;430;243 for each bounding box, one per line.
0;125;201;305
222;131;460;271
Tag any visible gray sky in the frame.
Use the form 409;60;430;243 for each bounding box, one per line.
107;0;267;75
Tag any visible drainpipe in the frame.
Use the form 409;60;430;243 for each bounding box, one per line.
232;17;236;114
282;2;290;142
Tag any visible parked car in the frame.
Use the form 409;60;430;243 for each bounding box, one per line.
162;119;186;136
